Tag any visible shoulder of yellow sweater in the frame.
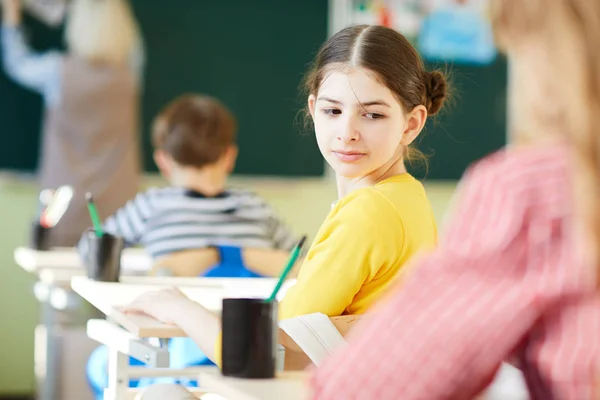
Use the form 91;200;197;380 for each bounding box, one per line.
373;173;425;197
333;184;403;225
338;174;424;207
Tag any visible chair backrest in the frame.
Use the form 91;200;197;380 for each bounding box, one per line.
151;248;219;277
242;247;299;277
279;315;362;371
151;246;298;278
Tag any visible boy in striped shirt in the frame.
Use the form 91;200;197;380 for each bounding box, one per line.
83;94;298;263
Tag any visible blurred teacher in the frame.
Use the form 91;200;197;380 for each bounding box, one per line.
1;0;142;246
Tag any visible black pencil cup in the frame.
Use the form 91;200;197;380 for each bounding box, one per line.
221;298;278;379
30;221;51;251
82;230;124;282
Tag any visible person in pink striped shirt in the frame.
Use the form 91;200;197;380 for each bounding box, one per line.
310;0;600;399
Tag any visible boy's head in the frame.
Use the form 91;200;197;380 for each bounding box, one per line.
152;94;237;179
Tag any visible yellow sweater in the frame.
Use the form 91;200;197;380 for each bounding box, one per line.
280;173;437;318
215;173;437;363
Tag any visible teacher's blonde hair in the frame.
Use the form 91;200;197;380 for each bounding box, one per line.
492;0;600;283
65;0;141;66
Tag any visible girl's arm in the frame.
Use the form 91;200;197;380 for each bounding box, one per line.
124;287;221;361
174;302;221;361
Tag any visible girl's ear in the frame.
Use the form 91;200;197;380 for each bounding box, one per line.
400;105;427;146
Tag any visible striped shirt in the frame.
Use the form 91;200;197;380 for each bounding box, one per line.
310;143;600;400
101;187;298;258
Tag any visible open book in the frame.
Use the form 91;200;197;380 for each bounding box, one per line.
279;313;349;366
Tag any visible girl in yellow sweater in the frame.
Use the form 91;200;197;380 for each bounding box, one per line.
124;24;448;363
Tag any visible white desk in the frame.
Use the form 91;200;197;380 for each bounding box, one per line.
198;369;527;400
199;370;309;400
13;246;152;400
14;246;151;281
15;246;296;400
71;276;280;336
71;276;289;400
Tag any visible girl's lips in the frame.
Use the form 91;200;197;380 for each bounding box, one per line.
332;150;366;162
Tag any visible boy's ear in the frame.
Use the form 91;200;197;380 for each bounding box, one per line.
223;145;238;173
153;149;172;178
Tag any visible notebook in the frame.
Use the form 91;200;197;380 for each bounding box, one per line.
278;313;347;366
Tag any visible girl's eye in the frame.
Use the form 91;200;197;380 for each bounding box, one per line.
322;108;342;116
365;113;385;120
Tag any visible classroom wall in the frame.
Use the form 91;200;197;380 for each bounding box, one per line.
0;180;39;394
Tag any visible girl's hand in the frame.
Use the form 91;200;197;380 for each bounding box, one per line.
125;287;222;361
123;287;194;326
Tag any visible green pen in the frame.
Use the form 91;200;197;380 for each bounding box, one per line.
85;192;104;238
267;235;307;302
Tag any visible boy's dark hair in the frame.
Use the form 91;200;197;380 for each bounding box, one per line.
152;94;237;168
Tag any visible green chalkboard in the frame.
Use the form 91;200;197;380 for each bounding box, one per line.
414;58;508;180
0;3;506;179
131;1;328;176
0;14;63;171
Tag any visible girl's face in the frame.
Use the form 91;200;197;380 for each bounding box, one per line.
309;67;425;180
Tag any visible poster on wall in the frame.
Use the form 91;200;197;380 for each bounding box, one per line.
350;0;428;43
350;0;497;65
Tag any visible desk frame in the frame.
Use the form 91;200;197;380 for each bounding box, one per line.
70;276;283;400
14;246;151;400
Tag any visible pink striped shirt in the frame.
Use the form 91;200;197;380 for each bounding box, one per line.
310;143;600;400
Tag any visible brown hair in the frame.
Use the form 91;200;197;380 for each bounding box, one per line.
303;25;449;165
491;0;600;282
152;94;237;168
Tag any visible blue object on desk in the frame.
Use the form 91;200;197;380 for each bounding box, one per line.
86;246;265;399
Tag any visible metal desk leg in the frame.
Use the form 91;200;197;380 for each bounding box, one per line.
105;347;128;400
34;283;60;400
